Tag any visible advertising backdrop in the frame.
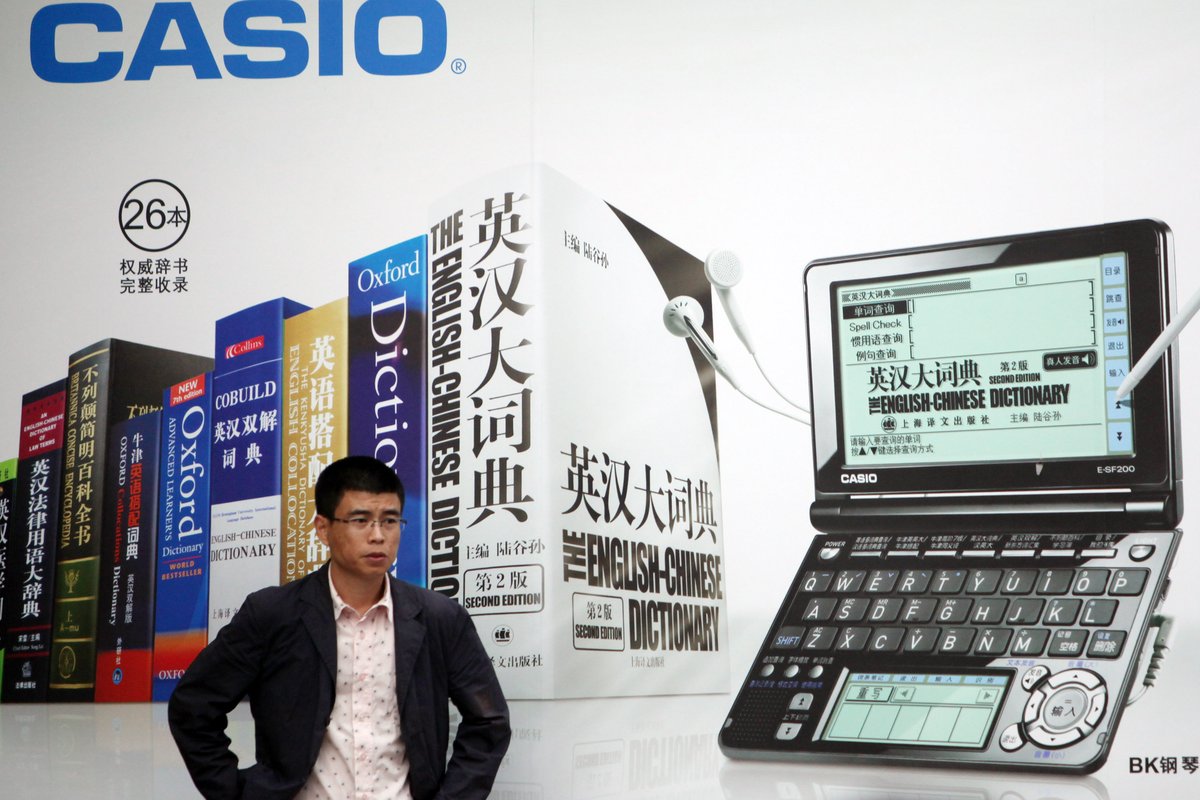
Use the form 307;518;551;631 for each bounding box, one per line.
4;1;1200;796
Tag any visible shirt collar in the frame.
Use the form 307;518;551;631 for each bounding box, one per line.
327;573;394;623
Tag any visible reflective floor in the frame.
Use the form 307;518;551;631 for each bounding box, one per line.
0;691;1194;799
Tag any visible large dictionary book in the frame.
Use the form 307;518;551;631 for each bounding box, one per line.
1;380;67;702
348;237;427;586
208;298;309;641
152;373;213;701
49;341;212;701
281;298;346;584
0;457;17;691
95;411;162;702
427;164;727;698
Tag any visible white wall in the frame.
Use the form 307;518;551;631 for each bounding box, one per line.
3;1;1199;792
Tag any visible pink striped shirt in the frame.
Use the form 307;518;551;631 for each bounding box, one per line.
297;580;412;800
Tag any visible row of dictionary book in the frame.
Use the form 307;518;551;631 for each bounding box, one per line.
0;235;427;703
1;164;730;703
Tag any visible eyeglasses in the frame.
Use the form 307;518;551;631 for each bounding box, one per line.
328;516;407;534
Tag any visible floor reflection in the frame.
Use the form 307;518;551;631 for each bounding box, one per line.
718;761;1110;800
0;694;1118;800
494;695;723;799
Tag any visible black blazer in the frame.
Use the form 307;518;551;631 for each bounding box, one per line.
168;564;510;800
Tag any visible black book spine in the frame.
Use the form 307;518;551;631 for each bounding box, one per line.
2;379;67;702
49;346;113;700
95;412;161;701
49;340;213;701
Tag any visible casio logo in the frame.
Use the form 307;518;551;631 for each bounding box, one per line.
30;1;448;83
841;473;878;485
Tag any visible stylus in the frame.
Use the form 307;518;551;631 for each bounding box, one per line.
1116;284;1200;399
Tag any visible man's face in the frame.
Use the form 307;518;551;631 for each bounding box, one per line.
315;489;403;585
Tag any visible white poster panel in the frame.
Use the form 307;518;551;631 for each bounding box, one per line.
5;1;1200;796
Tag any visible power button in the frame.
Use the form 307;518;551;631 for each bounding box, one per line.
1129;544;1155;562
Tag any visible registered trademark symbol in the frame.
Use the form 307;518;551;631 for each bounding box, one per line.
119;179;190;252
451;58;467;74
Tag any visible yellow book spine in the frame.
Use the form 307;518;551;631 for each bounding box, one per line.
281;298;347;583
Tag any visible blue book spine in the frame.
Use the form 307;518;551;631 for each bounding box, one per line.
95;410;162;702
152;373;212;701
348;237;429;586
208;298;309;640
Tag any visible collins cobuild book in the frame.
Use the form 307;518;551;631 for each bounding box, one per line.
208;298;309;641
427;164;727;698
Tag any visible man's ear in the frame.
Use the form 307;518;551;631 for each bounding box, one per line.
314;514;331;548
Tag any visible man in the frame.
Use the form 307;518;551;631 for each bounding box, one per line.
169;456;510;799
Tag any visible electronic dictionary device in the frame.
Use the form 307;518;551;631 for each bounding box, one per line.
720;220;1182;772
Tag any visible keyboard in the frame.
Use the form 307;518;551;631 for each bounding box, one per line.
720;530;1177;772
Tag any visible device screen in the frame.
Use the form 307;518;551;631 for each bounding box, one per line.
822;671;1012;749
835;253;1132;468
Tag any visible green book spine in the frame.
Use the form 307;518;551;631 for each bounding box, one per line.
0;456;18;692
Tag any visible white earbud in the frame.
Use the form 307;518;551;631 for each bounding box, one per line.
705;249;756;354
662;296;738;387
662;296;810;425
706;249;811;417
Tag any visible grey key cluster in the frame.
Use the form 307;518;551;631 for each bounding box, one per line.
775;562;1147;661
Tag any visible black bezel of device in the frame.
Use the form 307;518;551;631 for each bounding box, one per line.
819;666;1014;750
717;529;1178;773
805;220;1180;532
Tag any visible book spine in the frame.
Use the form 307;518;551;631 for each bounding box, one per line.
281;299;346;584
49;345;114;700
0;457;18;692
152;373;213;702
429;166;728;699
209;300;306;641
429;173;546;695
95;412;161;702
348;239;429;586
2;381;66;702
48;340;210;700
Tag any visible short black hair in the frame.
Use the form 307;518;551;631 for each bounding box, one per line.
314;456;405;519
